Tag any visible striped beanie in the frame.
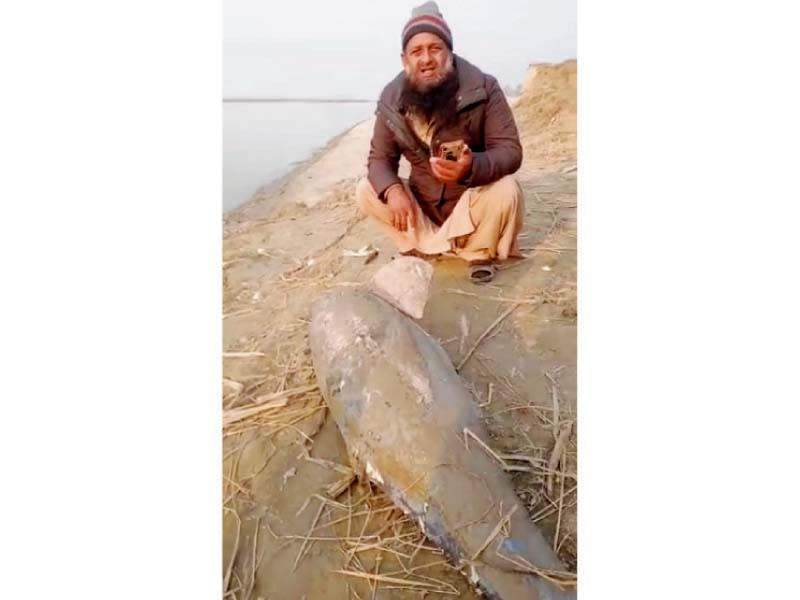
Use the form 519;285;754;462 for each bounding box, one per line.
402;1;453;51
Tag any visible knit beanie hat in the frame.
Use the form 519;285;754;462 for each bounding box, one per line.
402;1;453;51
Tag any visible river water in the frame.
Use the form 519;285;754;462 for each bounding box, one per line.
223;100;375;212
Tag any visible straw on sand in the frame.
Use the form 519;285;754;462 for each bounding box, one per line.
456;302;525;372
223;508;240;594
332;570;442;590
222;384;319;427
546;423;572;496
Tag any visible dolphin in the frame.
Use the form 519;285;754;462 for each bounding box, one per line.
309;288;576;600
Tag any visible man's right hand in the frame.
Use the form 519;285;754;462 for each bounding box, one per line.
385;184;417;232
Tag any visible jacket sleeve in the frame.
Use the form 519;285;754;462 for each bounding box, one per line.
462;77;523;187
367;108;403;200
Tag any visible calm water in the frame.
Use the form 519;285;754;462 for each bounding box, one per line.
223;101;375;212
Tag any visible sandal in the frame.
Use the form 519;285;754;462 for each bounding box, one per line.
469;262;497;284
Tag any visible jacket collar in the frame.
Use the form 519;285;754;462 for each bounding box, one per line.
452;55;488;111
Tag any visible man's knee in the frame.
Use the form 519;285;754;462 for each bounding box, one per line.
355;177;378;215
487;175;523;215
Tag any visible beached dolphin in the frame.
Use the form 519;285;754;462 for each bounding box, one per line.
309;288;576;600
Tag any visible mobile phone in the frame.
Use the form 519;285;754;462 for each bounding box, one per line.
439;141;463;162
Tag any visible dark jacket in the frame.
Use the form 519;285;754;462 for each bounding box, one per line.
367;55;522;224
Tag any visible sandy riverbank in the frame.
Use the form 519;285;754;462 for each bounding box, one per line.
222;59;577;599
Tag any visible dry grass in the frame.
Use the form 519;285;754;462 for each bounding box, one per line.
514;60;577;169
267;482;465;598
456;302;526;372
222;383;320;427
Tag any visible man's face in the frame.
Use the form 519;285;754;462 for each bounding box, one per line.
402;32;453;92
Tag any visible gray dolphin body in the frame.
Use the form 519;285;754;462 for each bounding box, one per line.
309;289;576;600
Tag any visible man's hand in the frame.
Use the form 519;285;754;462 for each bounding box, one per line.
429;144;473;184
385;184;417;232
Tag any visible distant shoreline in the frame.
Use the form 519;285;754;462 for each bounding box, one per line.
223;98;375;104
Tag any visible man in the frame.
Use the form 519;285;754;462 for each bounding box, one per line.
356;1;525;283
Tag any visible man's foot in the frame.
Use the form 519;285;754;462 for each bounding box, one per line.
468;261;497;284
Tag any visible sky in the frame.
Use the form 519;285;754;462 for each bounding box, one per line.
224;0;576;99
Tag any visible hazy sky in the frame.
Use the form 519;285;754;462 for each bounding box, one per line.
224;0;576;99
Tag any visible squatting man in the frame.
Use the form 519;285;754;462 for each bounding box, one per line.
357;1;525;283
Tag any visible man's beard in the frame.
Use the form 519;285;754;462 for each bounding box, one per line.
400;61;459;127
